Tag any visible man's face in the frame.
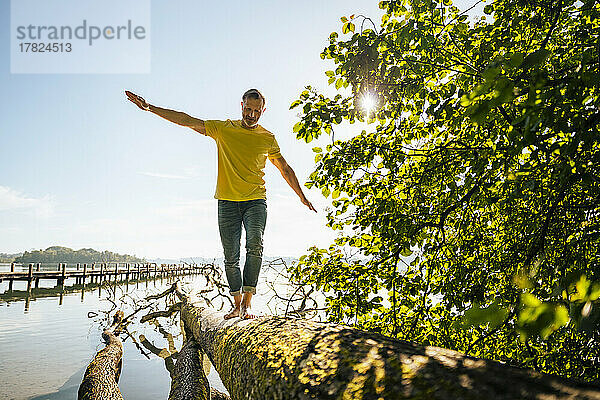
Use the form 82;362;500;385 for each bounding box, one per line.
241;97;265;128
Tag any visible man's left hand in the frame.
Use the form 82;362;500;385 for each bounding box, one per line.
302;197;317;212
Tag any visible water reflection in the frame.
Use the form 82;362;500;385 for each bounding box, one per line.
0;259;311;399
0;272;212;399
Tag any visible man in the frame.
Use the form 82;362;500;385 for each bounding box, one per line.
125;89;316;319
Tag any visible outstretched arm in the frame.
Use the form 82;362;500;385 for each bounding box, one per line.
125;90;206;135
270;156;316;212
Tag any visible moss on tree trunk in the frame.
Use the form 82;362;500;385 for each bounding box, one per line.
180;303;600;400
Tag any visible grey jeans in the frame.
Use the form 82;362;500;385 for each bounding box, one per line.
217;199;267;295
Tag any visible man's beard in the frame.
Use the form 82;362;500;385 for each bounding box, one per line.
243;117;257;127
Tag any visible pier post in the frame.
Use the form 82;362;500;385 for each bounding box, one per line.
26;263;33;293
8;263;14;291
100;263;104;283
83;263;87;285
60;263;66;287
126;263;130;280
55;263;61;287
33;263;40;288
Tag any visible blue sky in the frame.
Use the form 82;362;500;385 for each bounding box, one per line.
0;0;386;258
0;0;483;259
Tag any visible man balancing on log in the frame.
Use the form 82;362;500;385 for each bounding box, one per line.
125;89;316;319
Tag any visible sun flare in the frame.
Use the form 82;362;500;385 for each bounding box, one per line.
360;93;376;117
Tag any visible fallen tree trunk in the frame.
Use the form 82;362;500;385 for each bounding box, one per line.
78;283;229;400
168;337;210;400
168;336;230;400
78;312;124;400
177;296;600;400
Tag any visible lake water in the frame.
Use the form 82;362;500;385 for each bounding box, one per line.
0;261;300;400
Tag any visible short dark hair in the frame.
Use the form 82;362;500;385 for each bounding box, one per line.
242;88;266;106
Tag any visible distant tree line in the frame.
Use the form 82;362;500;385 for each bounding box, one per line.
0;253;22;263
14;246;146;264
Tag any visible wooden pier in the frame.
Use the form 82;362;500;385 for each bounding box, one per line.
0;262;200;293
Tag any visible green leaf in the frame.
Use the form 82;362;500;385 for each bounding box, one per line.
400;247;412;257
482;67;500;81
463;300;509;329
341;22;355;34
518;294;570;340
522;49;551;69
468;101;491;125
508;52;524;68
493;78;515;104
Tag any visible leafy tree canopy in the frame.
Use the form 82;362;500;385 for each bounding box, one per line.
290;0;600;381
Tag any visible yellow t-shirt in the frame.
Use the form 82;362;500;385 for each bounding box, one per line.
204;119;282;201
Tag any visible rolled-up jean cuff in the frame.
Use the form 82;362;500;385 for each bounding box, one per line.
242;286;256;295
230;290;241;296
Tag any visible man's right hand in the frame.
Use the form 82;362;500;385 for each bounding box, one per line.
125;90;150;111
124;91;205;134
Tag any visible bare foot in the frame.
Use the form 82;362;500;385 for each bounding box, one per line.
240;305;257;320
224;307;240;320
